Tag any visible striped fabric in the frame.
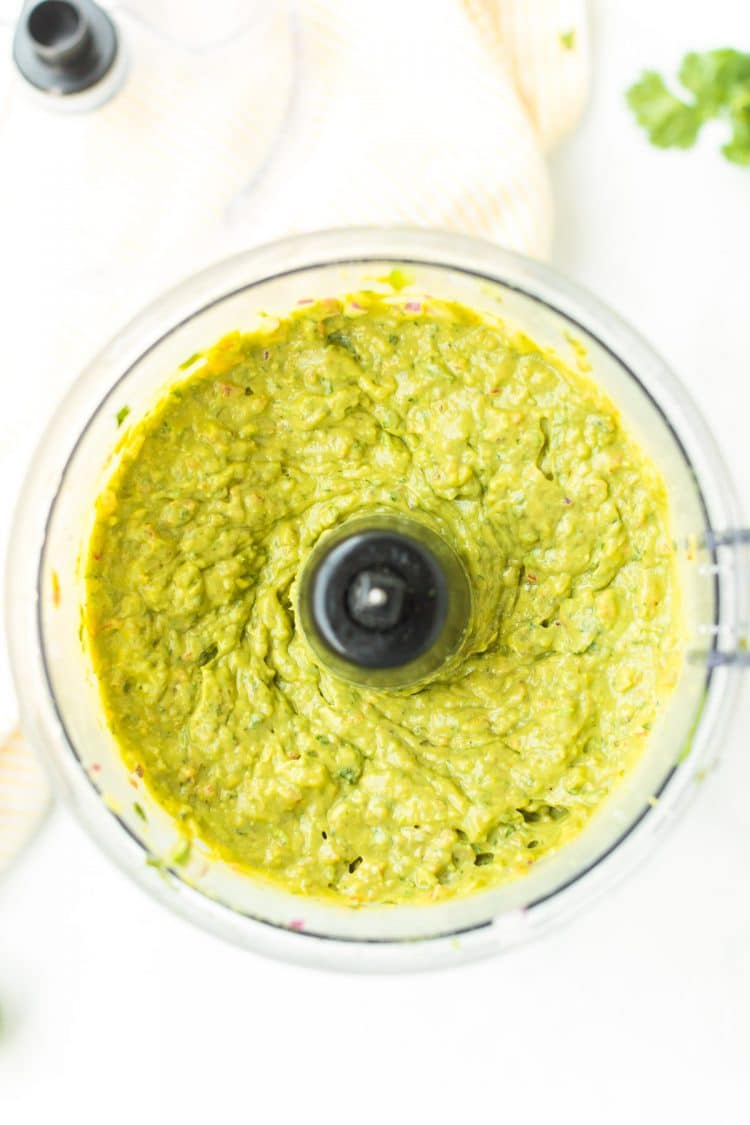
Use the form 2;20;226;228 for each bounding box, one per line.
0;728;49;875
243;0;590;256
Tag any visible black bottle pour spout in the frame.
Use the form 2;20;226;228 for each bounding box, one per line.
13;0;118;96
298;515;472;690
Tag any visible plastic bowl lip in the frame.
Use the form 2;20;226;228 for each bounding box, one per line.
6;225;745;971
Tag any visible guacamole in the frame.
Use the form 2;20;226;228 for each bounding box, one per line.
85;292;681;905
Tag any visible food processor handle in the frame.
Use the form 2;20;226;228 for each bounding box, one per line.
699;529;750;668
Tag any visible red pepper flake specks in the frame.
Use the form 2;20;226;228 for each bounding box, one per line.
262;349;270;361
218;382;243;398
350;300;364;310
289;919;304;932
93;552;102;562
297;298;314;305
526;573;537;585
91;763;102;774
564;497;572;505
405;301;422;312
134;763;144;778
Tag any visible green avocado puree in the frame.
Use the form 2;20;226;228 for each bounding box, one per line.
85;293;681;905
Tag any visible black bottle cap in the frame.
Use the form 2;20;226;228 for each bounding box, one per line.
13;0;118;96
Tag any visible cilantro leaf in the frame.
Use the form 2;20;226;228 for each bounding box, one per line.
725;86;750;164
679;49;750;113
626;71;702;148
627;48;750;164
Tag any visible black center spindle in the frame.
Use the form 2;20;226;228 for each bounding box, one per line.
346;566;408;632
299;515;472;687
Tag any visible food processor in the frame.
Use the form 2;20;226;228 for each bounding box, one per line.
6;227;748;971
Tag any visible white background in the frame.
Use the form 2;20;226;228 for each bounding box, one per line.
2;1;749;1122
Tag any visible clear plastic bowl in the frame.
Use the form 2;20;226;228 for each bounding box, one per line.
6;228;748;971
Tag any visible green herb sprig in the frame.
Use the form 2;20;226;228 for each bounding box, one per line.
627;49;750;164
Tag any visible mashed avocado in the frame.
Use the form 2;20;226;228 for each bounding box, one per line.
85;293;681;905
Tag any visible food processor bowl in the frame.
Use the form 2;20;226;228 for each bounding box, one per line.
7;228;747;971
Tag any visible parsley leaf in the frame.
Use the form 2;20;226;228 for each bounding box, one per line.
627;49;750;164
116;405;131;427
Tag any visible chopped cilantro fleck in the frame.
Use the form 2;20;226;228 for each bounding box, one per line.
197;643;218;667
559;29;576;50
325;330;358;357
172;840;192;866
179;352;202;370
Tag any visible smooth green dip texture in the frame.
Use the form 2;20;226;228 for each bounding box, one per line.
85;293;681;905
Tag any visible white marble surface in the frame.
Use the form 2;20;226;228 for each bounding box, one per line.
2;1;749;1122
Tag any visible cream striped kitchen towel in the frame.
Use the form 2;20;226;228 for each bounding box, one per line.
0;0;589;874
229;0;590;254
0;729;49;875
